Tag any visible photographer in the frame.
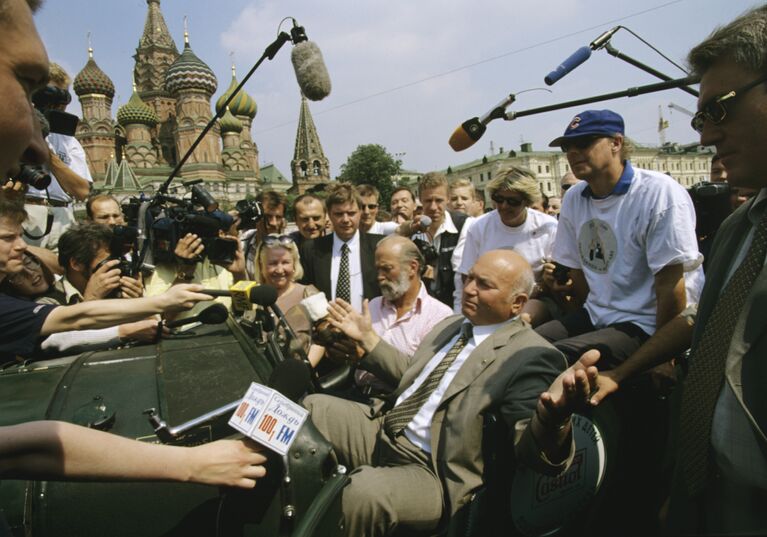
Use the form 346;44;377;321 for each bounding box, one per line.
144;227;246;319
23;63;92;251
56;223;143;301
242;190;287;278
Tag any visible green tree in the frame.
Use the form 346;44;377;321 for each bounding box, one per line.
338;144;402;207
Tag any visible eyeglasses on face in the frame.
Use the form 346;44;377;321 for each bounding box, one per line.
691;74;767;134
491;194;525;207
560;135;604;153
262;234;295;247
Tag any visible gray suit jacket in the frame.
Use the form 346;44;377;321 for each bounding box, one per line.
668;195;767;532
361;315;568;517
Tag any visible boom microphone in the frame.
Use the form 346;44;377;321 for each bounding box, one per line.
544;46;591;86
544;26;621;86
449;94;516;151
290;24;332;101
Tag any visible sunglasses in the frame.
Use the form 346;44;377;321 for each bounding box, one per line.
691;74;767;134
491;194;525;207
262;234;295;247
560;135;604;153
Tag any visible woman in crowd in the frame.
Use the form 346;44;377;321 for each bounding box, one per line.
252;234;325;366
458;165;562;326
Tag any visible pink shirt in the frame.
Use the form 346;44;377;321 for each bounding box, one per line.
356;281;454;393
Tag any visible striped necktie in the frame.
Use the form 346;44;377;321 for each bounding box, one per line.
384;323;473;437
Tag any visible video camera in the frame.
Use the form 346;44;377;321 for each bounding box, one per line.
412;237;438;266
234;198;264;230
687;181;731;240
31;86;79;136
149;181;238;266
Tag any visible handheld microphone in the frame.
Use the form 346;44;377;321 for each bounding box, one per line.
202;282;278;311
165;302;229;329
449;94;516;151
267;359;312;402
398;215;433;236
544;26;621;86
290;24;332;101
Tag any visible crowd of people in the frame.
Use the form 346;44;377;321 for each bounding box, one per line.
0;0;766;535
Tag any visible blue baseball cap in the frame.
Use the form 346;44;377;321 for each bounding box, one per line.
548;109;625;147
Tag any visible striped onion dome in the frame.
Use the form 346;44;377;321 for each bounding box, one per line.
215;66;257;119
219;107;243;134
73;48;115;98
165;38;217;97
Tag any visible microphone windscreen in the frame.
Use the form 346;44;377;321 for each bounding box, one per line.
249;284;278;307
268;359;311;402
291;41;332;101
198;303;229;325
419;215;432;228
449;118;485;151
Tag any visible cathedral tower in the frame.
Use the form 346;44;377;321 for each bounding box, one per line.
291;96;330;194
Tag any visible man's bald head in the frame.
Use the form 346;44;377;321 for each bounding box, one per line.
462;250;533;325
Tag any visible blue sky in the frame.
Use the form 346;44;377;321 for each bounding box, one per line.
36;0;754;178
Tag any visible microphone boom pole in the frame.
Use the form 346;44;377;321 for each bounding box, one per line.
505;75;699;121
157;31;293;196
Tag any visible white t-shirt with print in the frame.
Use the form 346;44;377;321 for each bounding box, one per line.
553;167;703;335
458;208;558;280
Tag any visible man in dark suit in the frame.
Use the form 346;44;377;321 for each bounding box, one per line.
304;250;599;537
588;7;767;534
299;183;382;310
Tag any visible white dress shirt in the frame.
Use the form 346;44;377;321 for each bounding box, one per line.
330;231;364;312
397;317;513;453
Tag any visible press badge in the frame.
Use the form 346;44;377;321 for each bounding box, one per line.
229;382;309;455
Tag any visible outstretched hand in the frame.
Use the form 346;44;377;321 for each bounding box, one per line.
327;299;371;342
326;299;380;352
538;349;601;426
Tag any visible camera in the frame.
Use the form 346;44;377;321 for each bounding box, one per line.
31;86;79;136
552;262;571;285
109;225;140;278
12;164;51;190
412;238;438;266
687;181;731;240
150;183;237;266
235;199;263;230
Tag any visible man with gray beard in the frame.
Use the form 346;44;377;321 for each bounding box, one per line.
353;235;453;395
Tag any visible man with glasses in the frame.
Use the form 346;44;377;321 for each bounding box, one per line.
536;109;702;371
358;183;398;235
660;6;767;534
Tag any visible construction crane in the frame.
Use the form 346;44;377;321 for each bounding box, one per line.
668;102;695;117
658;105;669;146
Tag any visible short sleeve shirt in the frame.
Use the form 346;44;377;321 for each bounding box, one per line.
553;163;702;335
0;294;57;359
